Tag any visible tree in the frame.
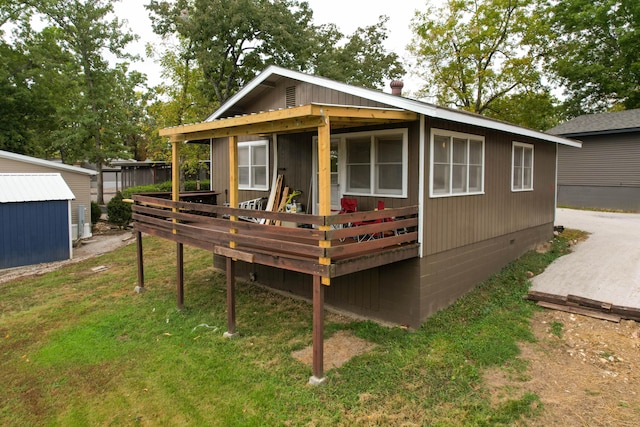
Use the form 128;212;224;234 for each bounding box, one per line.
147;0;405;107
312;17;405;89
23;0;145;204
148;0;316;106
545;0;640;115
410;0;550;117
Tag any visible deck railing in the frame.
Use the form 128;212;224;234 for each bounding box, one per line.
132;194;419;277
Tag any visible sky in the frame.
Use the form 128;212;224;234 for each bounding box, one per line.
113;0;431;94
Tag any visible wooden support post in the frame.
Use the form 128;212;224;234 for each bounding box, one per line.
223;257;238;338
176;242;184;310
317;116;332;286
135;231;145;292
309;274;326;385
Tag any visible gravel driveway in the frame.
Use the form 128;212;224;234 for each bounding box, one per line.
530;208;640;308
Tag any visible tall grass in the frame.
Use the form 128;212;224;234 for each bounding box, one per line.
0;233;573;426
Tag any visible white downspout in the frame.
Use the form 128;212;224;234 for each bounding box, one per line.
418;114;425;258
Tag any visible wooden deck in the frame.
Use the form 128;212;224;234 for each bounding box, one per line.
132;194;419;278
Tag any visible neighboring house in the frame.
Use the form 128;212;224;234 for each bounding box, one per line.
548;109;640;212
0;150;98;238
0;173;75;269
134;66;579;382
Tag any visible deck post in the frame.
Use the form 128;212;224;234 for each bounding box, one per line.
309;274;326;385
134;231;145;293
223;257;238;338
317;116;332;286
177;242;184;309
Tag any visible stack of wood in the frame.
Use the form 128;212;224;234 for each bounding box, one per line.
526;290;640;322
262;174;291;225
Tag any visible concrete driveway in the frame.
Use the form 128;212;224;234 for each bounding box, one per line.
530;208;640;308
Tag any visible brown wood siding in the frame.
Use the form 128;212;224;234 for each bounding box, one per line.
423;118;556;255
0;157;92;226
418;222;552;321
240;77;391;114
558;132;640;187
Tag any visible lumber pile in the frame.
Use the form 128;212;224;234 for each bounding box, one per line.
261;174;291;225
526;290;640;322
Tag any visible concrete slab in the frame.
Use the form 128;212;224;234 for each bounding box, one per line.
530;209;640;308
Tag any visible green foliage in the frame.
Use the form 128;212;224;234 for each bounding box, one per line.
545;0;640;115
550;321;564;338
0;233;576;425
410;0;551;119
90;201;102;225
147;0;404;108
121;180;210;199
106;191;131;229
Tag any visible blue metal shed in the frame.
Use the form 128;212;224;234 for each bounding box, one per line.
0;173;75;269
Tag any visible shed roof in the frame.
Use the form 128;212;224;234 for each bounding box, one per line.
547;109;640;137
0;173;76;203
0;150;98;176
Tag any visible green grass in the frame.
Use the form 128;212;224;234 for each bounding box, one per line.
0;233;574;426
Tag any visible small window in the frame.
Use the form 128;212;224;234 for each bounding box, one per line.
512;142;534;191
238;140;269;190
430;129;484;197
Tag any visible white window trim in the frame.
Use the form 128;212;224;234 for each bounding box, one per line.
429;128;485;198
511;141;534;192
340;128;408;198
238;140;269;191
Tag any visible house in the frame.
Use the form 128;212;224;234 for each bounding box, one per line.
0;173;75;269
133;66;580;383
0;150;98;238
547;109;640;212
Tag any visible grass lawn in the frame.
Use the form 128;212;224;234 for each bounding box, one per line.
0;233;575;426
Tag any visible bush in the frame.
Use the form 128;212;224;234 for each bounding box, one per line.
122;180;211;199
90;201;103;225
106;191;132;229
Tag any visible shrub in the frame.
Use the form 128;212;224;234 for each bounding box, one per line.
106;191;132;229
122;180;211;199
90;201;103;225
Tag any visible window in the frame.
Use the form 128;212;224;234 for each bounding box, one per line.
344;129;407;197
512;142;534;191
238;140;269;190
430;129;484;197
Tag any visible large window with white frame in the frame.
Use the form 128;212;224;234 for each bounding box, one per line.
238;140;269;190
344;129;408;197
430;129;484;197
512;141;534;191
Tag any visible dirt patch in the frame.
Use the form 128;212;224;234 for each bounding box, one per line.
291;330;377;372
0;221;134;285
485;309;640;426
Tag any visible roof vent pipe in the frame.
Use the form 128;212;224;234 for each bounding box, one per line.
390;80;404;96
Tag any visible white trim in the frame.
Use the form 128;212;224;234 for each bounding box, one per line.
429;128;485;198
237;140;269;190
206;65;581;148
418;115;425;258
0;150;98;175
511;141;534;192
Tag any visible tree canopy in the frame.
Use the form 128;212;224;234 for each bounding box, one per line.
410;0;550;118
147;0;404;107
545;0;640;115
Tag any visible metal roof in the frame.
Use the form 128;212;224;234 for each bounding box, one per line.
0;173;76;203
547;109;640;137
204;65;581;148
0;150;98;175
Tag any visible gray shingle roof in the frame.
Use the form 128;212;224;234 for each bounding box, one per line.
547;109;640;136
